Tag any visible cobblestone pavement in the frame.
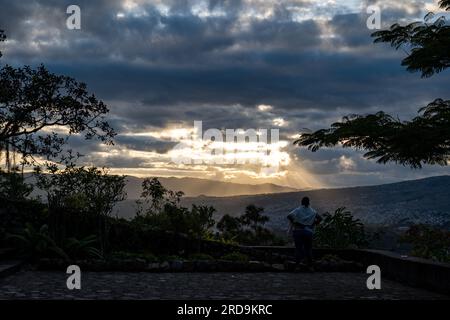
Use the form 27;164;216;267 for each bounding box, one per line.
0;271;448;300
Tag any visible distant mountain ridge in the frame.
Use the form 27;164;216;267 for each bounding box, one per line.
124;176;298;198
179;175;450;231
113;176;450;231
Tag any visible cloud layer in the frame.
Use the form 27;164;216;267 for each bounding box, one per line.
1;0;449;188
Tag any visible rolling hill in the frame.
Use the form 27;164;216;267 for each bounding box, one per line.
179;175;450;231
114;176;450;233
124;176;298;198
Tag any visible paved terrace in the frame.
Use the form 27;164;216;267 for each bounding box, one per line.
0;271;448;300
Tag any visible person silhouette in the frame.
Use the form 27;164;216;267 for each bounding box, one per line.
287;197;322;270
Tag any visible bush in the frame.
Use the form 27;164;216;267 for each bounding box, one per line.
110;251;159;263
0;171;47;246
135;178;216;239
400;224;450;263
7;224;67;260
160;254;184;262
319;254;341;262
188;253;215;261
63;235;103;260
8;224;105;261
35;164;127;253
0;198;47;246
220;252;249;262
216;205;283;245
315;207;368;249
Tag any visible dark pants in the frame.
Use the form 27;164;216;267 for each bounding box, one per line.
293;229;313;265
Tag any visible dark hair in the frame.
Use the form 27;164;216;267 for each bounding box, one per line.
301;197;310;207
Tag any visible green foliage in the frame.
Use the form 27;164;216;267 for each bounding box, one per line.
217;205;284;245
217;214;241;240
371;0;450;78
36;163;127;217
111;251;159;263
203;232;239;246
35;162;126;253
0;170;33;201
0;171;47;246
134;178;215;238
295;100;450;169
400;224;450;263
0;65;115;166
0;28;122;261
314;207;368;249
295;1;450;169
220;252;249;262
63;235;103;260
7;224;68;260
134;203;216;239
189;205;216;237
160;254;184;261
137;177;184;214
241;204;269;231
8;223;104;261
188;253;215;261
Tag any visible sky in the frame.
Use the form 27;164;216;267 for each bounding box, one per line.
0;0;449;189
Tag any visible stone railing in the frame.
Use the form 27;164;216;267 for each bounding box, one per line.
242;246;450;295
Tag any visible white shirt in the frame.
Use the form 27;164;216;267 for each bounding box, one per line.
288;205;317;226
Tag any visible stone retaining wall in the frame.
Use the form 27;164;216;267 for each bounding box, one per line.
243;246;450;295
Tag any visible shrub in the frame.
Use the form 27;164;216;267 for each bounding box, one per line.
63;235;103;260
135;178;216;239
7;224;67;260
111;251;159;263
160;254;184;262
315;207;368;249
188;253;215;261
217;205;283;245
0;171;47;246
400;224;450;263
35;164;127;253
319;254;341;262
8;224;105;261
220;252;249;262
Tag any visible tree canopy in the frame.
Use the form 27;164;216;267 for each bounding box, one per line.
0;28;114;169
0;64;115;167
372;0;450;78
295;1;450;168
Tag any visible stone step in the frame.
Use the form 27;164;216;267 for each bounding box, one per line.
0;260;23;278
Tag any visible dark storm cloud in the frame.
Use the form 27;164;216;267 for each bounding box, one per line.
115;135;177;153
2;0;444;122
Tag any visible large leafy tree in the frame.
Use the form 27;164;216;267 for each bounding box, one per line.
0;29;115;169
295;1;450;168
35;161;127;252
0;65;115;167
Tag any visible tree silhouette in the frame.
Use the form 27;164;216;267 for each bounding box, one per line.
295;1;450;168
0;65;115;168
240;204;269;232
138;177;184;215
35;161;126;253
0;29;115;170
